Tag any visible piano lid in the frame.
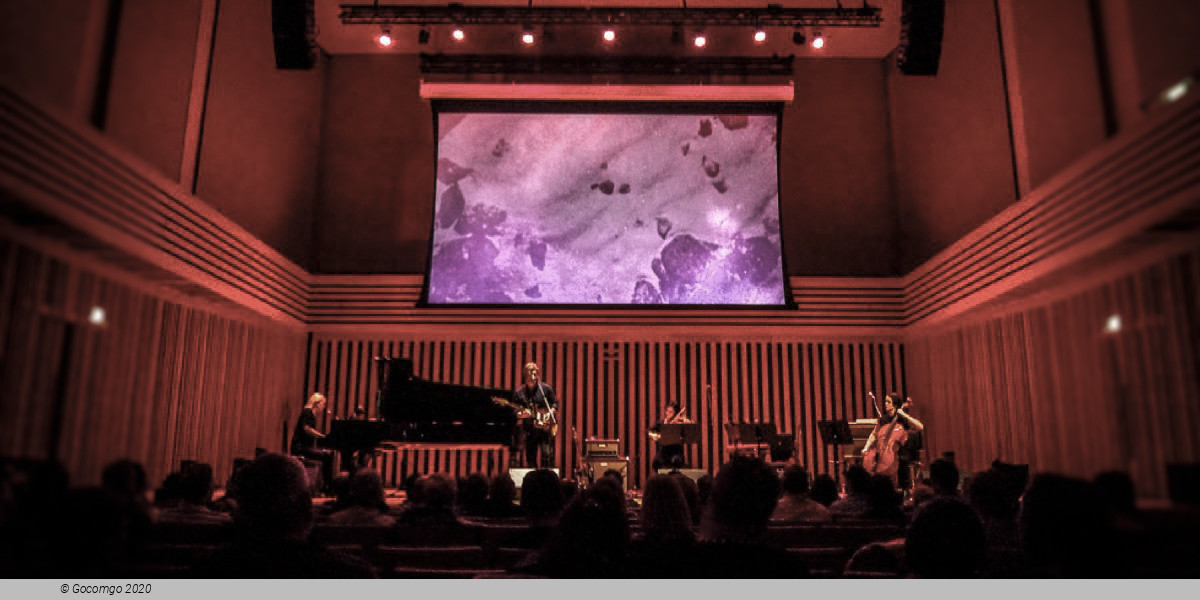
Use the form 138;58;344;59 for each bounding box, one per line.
376;358;517;444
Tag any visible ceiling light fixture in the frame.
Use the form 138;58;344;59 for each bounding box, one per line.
811;31;825;49
376;28;392;47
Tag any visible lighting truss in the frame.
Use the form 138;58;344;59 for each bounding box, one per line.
418;53;795;76
339;4;884;28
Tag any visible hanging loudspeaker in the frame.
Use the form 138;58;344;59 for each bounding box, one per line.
897;0;945;76
271;0;315;70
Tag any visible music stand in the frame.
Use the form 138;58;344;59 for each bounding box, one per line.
656;423;700;446
725;422;775;458
817;419;854;489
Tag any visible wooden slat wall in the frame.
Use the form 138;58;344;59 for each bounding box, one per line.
907;244;1200;498
0;85;309;324
307;334;905;490
0;236;307;487
373;444;510;487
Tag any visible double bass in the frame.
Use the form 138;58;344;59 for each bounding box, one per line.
861;393;914;480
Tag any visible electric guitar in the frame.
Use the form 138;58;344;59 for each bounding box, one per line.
491;396;558;436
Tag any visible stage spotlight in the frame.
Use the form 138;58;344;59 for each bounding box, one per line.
603;29;615;42
693;33;706;48
376;28;392;47
754;29;767;43
792;30;805;45
522;31;535;45
811;32;825;49
451;27;465;41
417;28;430;45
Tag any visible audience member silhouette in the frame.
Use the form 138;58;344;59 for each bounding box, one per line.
153;471;184;510
397;473;464;533
484;473;523;519
668;471;701;526
696;473;716;513
517;482;632;577
829;466;872;518
864;474;905;523
455;473;490;518
520;469;564;526
771;465;831;523
159;462;228;523
905;497;986;577
191;453;374;578
809;473;839;507
503;469;565;549
641;474;695;544
689;456;810;578
966;465;1023;574
629;474;695;578
100;459;154;533
929;458;960;497
327;469;394;526
1093;470;1142;532
1019;473;1119;577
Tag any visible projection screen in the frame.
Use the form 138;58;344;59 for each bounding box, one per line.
426;103;787;306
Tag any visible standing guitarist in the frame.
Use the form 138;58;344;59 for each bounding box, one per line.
512;362;558;470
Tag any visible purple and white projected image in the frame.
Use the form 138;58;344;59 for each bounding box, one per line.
427;110;786;305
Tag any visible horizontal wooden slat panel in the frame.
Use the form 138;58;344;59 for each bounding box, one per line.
0;85;308;325
904;95;1200;327
306;274;906;329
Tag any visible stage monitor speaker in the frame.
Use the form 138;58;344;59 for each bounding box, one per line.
271;0;315;70
586;458;628;491
508;467;560;500
509;467;560;487
657;468;708;483
897;0;945;76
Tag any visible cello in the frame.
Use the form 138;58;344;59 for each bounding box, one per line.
861;393;914;480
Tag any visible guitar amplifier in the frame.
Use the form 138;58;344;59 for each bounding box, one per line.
583;438;620;457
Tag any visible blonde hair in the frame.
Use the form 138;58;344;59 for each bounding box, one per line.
304;392;326;410
522;362;540;381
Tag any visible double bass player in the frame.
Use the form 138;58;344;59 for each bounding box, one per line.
861;392;924;489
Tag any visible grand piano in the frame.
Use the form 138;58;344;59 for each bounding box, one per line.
320;358;518;465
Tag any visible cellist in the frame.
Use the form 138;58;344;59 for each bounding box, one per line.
861;392;924;488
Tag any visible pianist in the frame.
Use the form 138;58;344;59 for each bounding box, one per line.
512;362;558;470
290;392;334;494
